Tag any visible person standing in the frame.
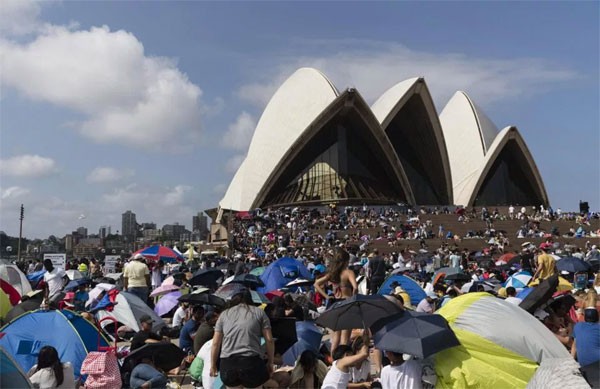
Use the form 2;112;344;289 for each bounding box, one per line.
315;249;357;353
123;254;150;303
367;249;386;295
532;247;556;282
380;351;422;389
210;289;274;389
42;259;68;308
151;260;165;291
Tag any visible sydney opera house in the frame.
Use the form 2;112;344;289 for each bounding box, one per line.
219;68;548;212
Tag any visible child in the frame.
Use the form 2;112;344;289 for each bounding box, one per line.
380;351;422;389
74;284;89;312
321;334;371;389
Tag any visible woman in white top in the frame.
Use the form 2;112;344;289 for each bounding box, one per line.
27;346;76;389
380;351;422;389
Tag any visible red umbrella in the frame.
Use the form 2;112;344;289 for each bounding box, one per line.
0;279;21;305
265;290;285;301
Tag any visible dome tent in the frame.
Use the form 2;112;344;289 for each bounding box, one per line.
434;293;582;388
258;257;312;294
0;309;110;380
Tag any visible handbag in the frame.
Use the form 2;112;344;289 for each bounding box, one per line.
81;350;121;388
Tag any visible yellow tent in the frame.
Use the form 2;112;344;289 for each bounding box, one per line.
435;293;571;388
0;289;12;320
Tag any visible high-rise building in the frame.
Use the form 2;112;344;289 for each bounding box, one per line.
192;212;208;234
162;223;187;240
76;226;88;237
122;210;137;240
99;225;111;239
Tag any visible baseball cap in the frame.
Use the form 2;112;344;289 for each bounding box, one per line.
426;291;439;300
139;314;154;324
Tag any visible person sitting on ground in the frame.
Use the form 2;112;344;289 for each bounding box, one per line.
415;292;438;313
193;310;219;355
131;315;169;351
380;351;422;389
321;333;371;389
288;350;328;388
504;287;522;305
130;357;168;389
27;345;76;389
179;305;204;355
349;335;373;386
571;308;600;367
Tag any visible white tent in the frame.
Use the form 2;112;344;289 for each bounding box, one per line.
96;291;164;333
0;261;32;296
172;246;183;256
183;247;199;258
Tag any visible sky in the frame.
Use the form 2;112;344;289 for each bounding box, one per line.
0;1;598;239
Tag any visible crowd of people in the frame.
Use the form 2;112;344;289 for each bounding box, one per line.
2;204;599;389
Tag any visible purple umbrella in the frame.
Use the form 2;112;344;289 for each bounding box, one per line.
154;291;182;317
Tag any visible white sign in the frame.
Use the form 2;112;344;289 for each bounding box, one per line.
44;253;66;269
104;255;120;274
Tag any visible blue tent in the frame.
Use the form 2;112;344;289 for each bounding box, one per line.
377;275;426;306
1;346;32;389
0;309;110;380
258;257;312;294
282;321;323;366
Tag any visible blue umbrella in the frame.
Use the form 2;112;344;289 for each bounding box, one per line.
556;257;590;273
64;278;91;292
516;287;534;300
503;271;532;289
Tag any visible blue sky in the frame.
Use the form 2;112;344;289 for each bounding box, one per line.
1;1;598;239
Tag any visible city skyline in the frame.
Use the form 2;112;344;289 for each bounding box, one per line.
1;1;598;239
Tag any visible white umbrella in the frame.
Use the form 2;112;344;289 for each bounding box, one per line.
285;278;313;288
221;275;235;286
66;269;84;280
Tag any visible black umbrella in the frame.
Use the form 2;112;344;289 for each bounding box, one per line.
507;254;523;266
124;343;186;372
556;257;590;273
229;273;265;289
588;258;600;273
519;274;559;313
315;294;403;330
270;317;298;355
371;311;460;358
178;293;226;308
444;273;471;282
214;283;248;301
4;295;43;323
188;269;224;287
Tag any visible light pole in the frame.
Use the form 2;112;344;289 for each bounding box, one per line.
17;204;24;265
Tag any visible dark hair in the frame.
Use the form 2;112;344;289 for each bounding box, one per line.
585;308;599;323
332;344;353;361
43;259;54;272
228;289;253;308
37;346;64;386
329;248;350;284
506;287;516;297
298;350;318;373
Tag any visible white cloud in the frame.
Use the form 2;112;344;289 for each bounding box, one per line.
0;0;42;36
1;25;203;150
1;186;30;200
236;41;576;109
87;167;135;183
0;154;57;177
224;155;245;174
221;111;256;150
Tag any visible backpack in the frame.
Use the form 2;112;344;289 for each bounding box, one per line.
81;350;121;389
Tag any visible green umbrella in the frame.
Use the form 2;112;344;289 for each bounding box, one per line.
250;266;265;276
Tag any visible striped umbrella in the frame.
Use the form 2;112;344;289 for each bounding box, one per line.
504;271;533;290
